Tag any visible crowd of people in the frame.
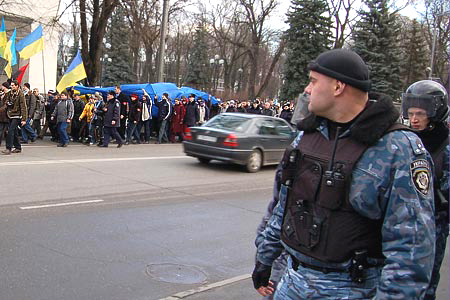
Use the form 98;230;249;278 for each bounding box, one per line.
0;80;295;153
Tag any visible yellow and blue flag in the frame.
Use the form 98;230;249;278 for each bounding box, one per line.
3;28;17;78
16;25;44;59
57;50;87;93
0;17;6;57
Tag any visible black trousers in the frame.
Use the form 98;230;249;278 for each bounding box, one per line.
102;126;123;146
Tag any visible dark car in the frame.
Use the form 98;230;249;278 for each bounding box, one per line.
182;113;296;172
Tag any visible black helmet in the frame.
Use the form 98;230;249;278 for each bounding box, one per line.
402;80;448;123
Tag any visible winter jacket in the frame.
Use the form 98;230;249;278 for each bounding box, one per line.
247;105;262;114
157;99;173;121
171;104;186;133
72;99;85;120
279;109;293;123
0;91;9;123
52;99;74;123
128;100;142;123
80;102;95;123
262;108;275;116
5;89;27;121
184;101;198;126
33;94;45;120
117;92;129;119
25;92;37;119
104;98;121;128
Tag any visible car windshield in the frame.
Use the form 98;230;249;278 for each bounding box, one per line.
205;115;251;132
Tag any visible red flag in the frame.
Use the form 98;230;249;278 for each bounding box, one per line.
12;63;29;85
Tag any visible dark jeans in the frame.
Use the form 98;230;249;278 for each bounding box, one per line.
57;122;69;145
21;118;37;142
103;126;123;146
71;119;82;141
126;121;140;142
158;119;169;143
32;118;41;137
6;118;21;150
137;119;151;141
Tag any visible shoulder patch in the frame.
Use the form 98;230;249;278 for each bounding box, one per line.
410;159;431;196
116;103;119;107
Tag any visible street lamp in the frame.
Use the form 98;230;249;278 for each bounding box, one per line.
210;55;224;95
237;68;243;99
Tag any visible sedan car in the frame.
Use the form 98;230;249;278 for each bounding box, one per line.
182;113;297;172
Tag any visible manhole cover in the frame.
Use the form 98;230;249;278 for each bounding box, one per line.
146;263;207;284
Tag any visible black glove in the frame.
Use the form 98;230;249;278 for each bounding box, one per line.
252;261;271;289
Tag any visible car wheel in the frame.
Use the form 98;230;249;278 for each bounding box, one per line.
197;157;211;164
246;150;262;173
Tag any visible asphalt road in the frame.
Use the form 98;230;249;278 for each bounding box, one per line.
0;140;447;300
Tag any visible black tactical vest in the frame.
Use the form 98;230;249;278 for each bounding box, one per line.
280;130;384;263
430;137;449;212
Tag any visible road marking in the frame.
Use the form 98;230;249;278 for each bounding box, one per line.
19;199;104;210
0;156;191;167
158;273;251;300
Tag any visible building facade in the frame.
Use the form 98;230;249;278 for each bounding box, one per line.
1;0;60;93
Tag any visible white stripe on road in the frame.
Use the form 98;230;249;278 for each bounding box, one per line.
158;273;251;300
19;199;104;210
0;156;190;167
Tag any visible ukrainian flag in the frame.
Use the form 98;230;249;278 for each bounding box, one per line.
3;28;17;78
16;25;44;59
57;50;87;93
0;17;6;57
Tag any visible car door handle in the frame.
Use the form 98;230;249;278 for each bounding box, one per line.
261;138;268;141
280;139;288;142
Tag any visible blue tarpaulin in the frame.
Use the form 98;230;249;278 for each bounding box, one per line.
73;83;218;105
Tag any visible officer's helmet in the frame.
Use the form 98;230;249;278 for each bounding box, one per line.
402;80;449;123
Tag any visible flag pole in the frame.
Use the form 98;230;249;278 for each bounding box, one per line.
41;50;46;95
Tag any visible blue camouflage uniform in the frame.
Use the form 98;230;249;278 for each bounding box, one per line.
424;144;449;300
256;119;436;299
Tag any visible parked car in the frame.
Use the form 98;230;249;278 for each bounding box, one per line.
182;113;296;172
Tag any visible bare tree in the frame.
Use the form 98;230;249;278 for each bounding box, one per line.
79;0;120;85
234;0;280;99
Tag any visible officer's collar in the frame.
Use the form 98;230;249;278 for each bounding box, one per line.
297;92;400;146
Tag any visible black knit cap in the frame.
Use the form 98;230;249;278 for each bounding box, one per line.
308;49;371;92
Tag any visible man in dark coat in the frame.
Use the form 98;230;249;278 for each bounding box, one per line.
71;93;85;142
247;101;262;114
98;91;123;148
2;80;27;155
0;82;10;146
184;94;198;127
261;102;275;116
21;82;37;143
115;85;129;140
157;92;173;143
126;93;142;144
279;103;293;123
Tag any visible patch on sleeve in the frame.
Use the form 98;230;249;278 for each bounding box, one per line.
116;103;119;107
410;159;431;196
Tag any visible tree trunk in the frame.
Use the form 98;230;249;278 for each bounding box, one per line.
247;46;258;100
256;40;285;98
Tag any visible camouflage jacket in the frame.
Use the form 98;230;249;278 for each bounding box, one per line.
256;114;436;299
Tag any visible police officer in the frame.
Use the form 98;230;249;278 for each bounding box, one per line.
252;49;435;299
401;80;448;300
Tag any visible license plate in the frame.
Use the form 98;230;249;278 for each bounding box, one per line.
197;135;217;142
